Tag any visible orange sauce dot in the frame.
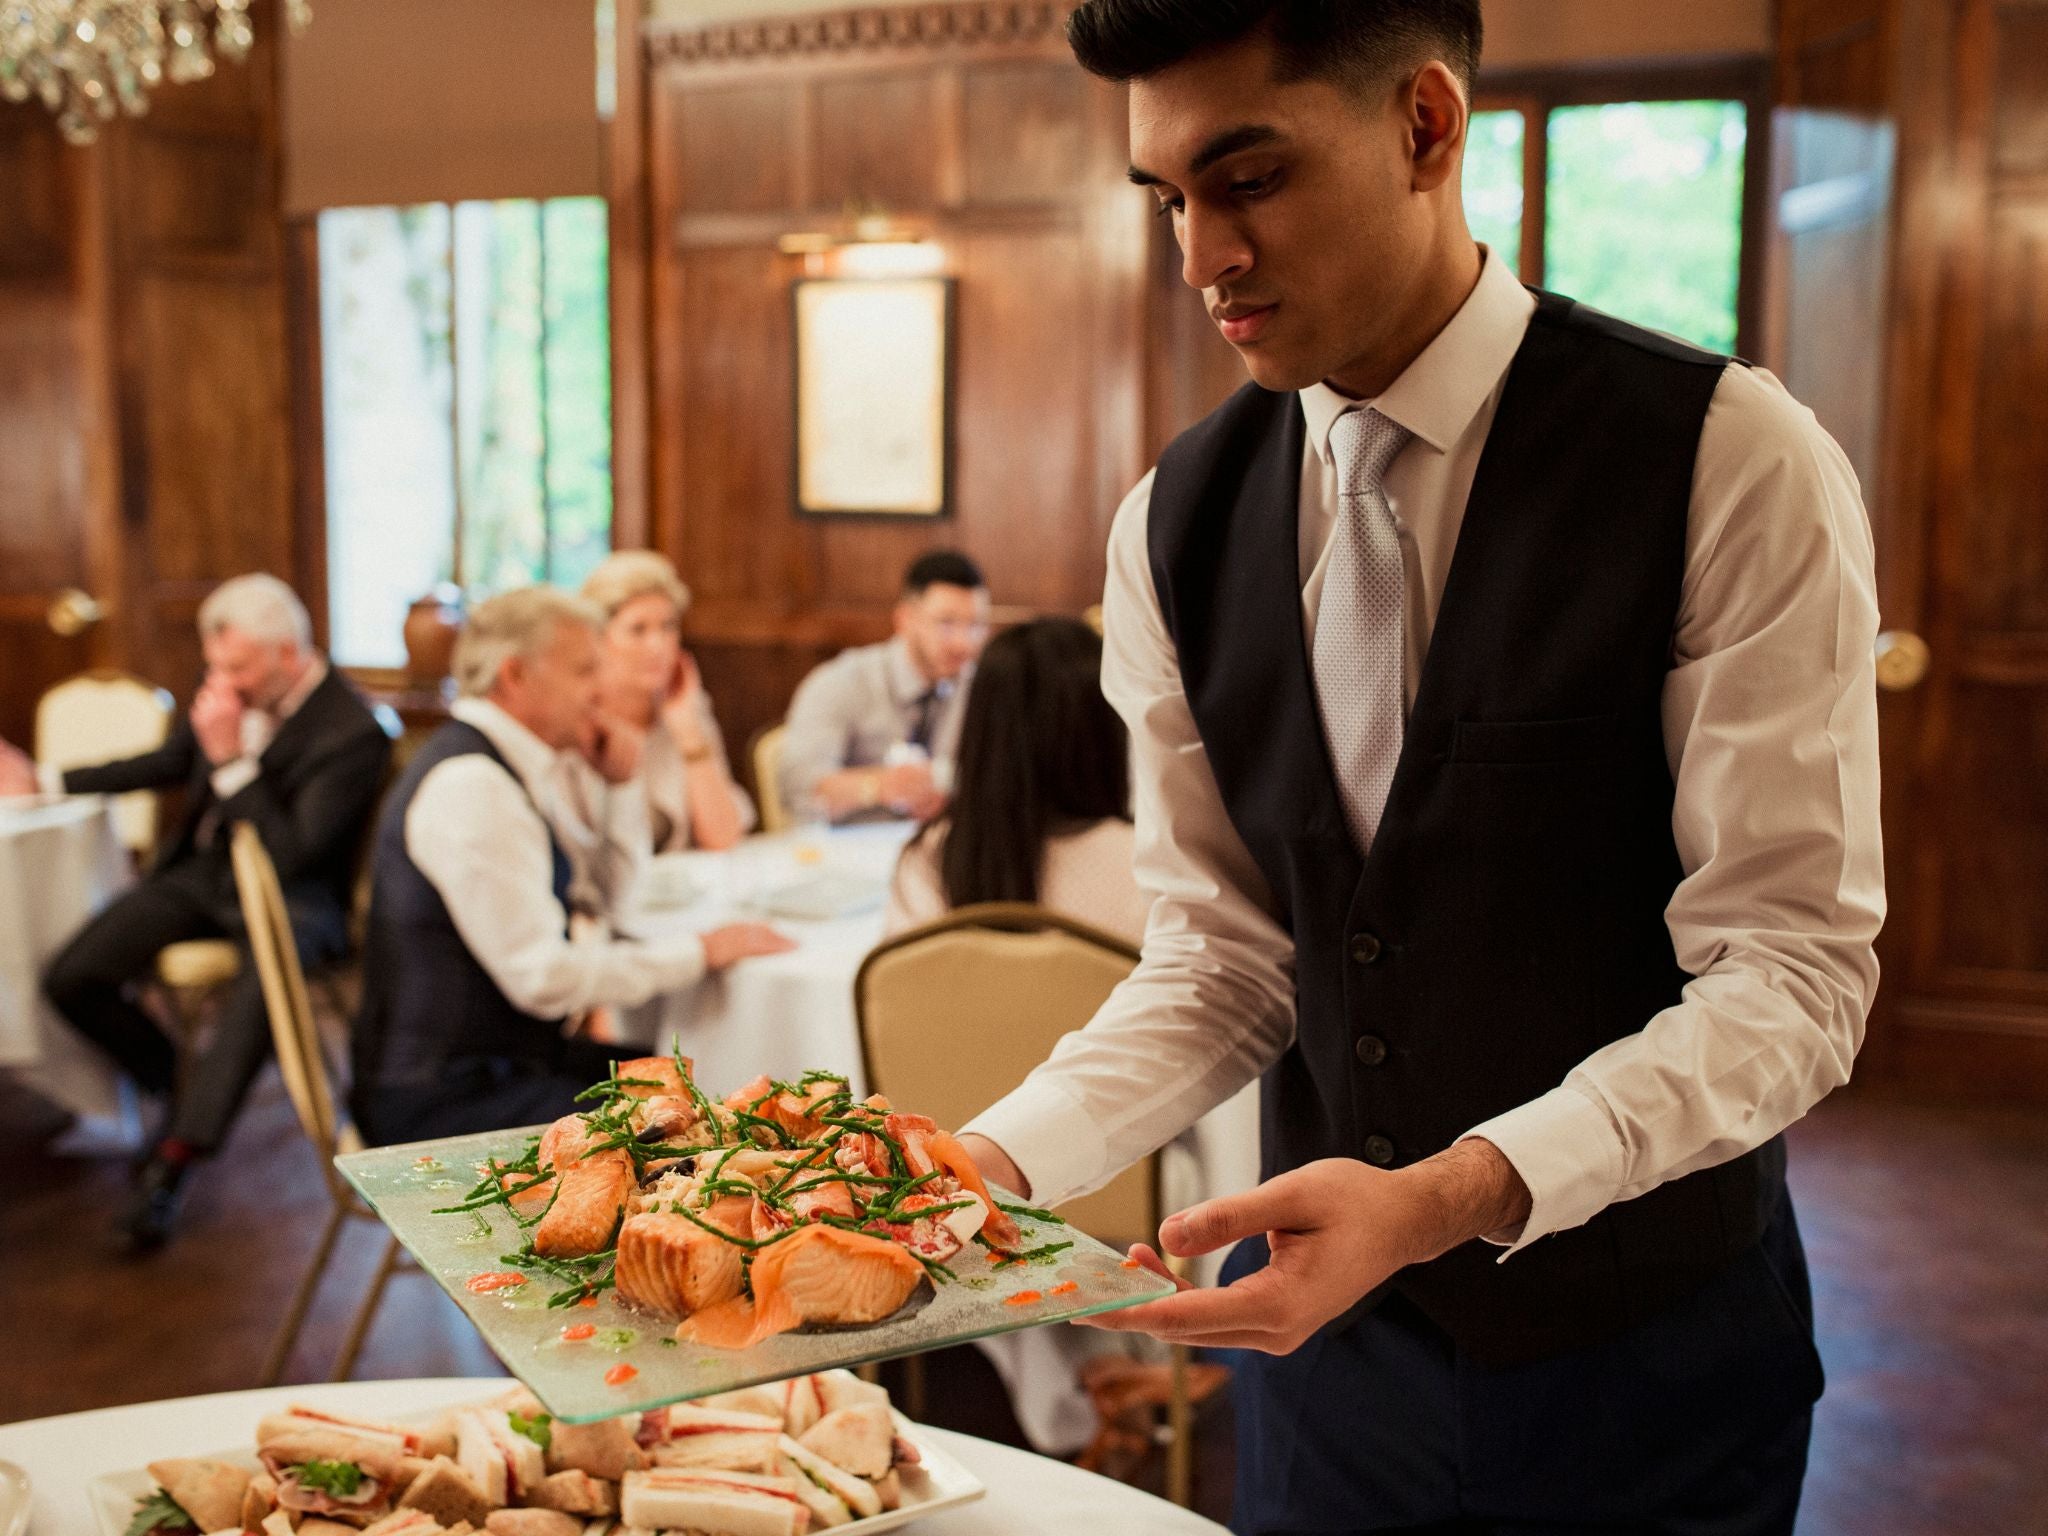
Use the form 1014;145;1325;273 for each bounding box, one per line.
605;1362;639;1386
560;1323;597;1341
1049;1281;1080;1296
578;1294;599;1308
1119;1257;1142;1269
1005;1289;1044;1307
465;1271;528;1294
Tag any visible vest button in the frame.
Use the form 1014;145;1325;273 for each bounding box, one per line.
1349;931;1383;965
1354;1034;1388;1067
1363;1135;1396;1167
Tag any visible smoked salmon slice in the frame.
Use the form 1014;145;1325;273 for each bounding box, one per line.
676;1224;925;1350
887;1115;1020;1248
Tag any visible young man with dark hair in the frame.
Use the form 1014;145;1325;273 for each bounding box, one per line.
779;550;991;821
958;3;1882;1532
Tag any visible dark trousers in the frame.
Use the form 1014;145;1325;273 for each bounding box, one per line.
43;866;340;1152
1222;1192;1822;1536
354;1038;634;1148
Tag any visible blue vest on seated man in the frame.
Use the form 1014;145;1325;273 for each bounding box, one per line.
1148;290;1782;1367
350;719;574;1126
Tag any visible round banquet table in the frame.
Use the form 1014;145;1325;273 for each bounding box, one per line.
619;821;918;1096
0;1378;1230;1536
0;795;137;1147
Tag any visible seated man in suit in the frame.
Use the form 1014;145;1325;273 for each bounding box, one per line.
349;587;792;1147
0;573;392;1250
778;550;991;823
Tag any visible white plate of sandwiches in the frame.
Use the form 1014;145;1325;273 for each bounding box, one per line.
91;1370;982;1536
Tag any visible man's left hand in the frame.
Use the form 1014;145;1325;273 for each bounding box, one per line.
1082;1140;1531;1354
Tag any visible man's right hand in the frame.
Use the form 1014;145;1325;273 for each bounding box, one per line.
958;1131;1030;1202
190;675;245;766
0;737;38;797
877;760;945;819
700;922;797;972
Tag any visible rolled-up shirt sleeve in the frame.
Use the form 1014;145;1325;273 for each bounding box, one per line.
1466;364;1885;1253
406;754;708;1021
962;472;1298;1208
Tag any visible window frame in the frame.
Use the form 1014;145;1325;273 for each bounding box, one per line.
1473;58;1773;360
294;196;614;678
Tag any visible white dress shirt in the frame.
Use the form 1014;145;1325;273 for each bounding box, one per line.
779;637;969;816
404;698;709;1021
966;249;1885;1256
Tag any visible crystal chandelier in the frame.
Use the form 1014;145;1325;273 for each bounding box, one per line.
0;0;311;145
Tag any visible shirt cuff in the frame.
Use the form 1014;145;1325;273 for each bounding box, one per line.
37;762;66;795
1459;1084;1626;1260
960;1078;1112;1209
209;757;261;801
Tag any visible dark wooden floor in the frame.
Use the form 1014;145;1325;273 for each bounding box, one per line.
2;1073;2042;1533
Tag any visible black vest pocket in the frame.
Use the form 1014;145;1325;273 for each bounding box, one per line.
1451;713;1621;764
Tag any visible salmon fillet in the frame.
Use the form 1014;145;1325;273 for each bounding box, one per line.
676;1224;925;1350
614;1210;746;1317
614;1055;692;1100
525;1114;635;1258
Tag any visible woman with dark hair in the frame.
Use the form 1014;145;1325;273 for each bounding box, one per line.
884;618;1147;943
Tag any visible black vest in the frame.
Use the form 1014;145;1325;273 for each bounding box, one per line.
1149;291;1782;1364
351;721;573;1099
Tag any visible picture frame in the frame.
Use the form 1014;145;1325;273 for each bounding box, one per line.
792;275;955;519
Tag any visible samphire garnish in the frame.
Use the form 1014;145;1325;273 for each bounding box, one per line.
442;1059;1066;1309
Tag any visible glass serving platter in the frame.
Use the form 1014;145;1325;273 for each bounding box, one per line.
337;1127;1176;1424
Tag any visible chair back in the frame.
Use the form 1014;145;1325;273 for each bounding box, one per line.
855;902;1155;1243
35;671;174;856
228;822;360;1205
752;723;792;833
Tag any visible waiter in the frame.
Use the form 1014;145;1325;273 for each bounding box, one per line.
958;2;1883;1532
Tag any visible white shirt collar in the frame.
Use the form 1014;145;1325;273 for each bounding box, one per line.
1300;244;1537;466
450;697;567;806
886;635;953;705
271;656;328;722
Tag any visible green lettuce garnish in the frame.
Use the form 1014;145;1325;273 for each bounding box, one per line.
295;1459;365;1498
124;1491;193;1536
508;1409;554;1449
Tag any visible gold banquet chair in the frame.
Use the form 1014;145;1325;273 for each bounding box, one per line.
752;722;792;833
854;903;1216;1506
227;821;412;1385
34;670;175;859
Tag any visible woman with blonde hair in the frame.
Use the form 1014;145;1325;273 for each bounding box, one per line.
577;551;754;852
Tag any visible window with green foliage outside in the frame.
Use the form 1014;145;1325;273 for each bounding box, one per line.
1544;101;1748;355
1463;109;1527;276
319;197;613;669
1462;96;1750;357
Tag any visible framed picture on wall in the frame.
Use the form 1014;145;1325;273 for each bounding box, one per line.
792;276;954;518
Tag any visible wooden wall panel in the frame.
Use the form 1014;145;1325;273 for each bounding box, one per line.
960;61;1086;205
812;72;941;208
673;81;804;214
641;1;1156;762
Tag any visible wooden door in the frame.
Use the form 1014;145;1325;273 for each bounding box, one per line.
0;106;125;749
1885;0;2048;1092
1773;0;2048;1097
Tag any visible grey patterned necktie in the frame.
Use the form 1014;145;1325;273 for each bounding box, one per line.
1313;407;1413;855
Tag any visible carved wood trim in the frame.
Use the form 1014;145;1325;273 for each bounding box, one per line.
645;1;1071;69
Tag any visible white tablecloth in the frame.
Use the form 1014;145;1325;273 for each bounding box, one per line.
620;822;918;1095
0;796;136;1138
0;1378;1228;1536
